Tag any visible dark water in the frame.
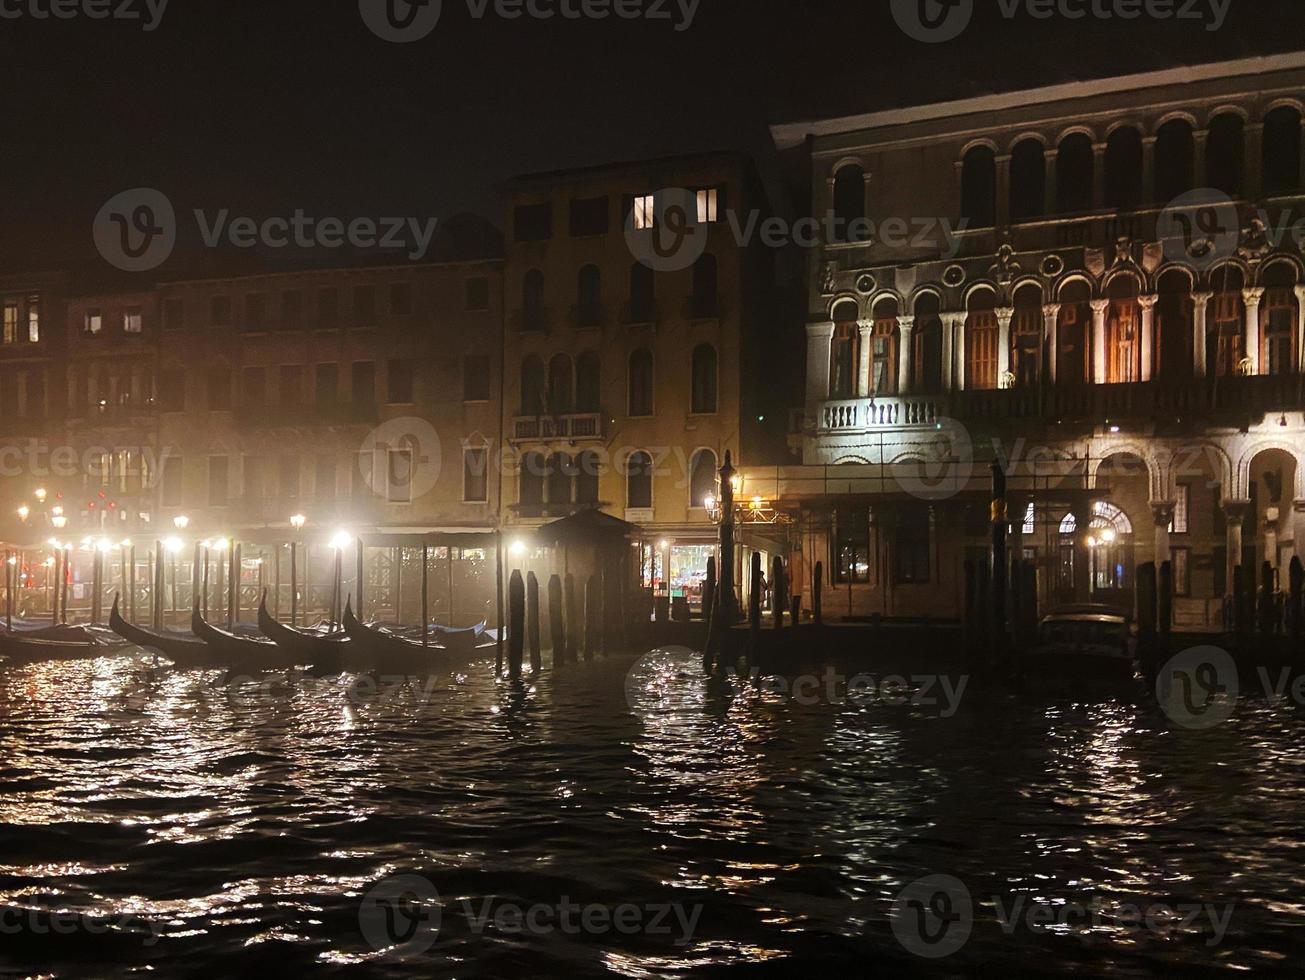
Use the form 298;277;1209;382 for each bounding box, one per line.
1;645;1303;977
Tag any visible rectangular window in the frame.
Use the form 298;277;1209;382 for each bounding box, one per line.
26;295;38;342
696;187;720;223
123;307;143;333
1265;289;1295;376
513;202;552;241
632;193;656;230
1171;485;1190;535
390;282;412;316
1022;501;1036;536
315;456;336;500
1212;292;1242;377
279;365;302;406
207;366;232;411
353;451;374;498
208;456;229;506
833;506;871;585
354;285;376;324
318;287;338;328
463;448;488;502
211;295;231;327
243;455;265;499
162;455;183;507
242;366;267;406
351;361;375;404
387;359;413;403
3;303;16;344
280;455;300;498
84;309;103;334
281;289;302;328
895;505;931;584
245;293;267;330
160;369;186;412
1173;547;1191;597
465;276;490;311
463;354;490;401
315;363;338;405
163;298;184;329
569;196;609;236
387;448;413;503
967;310;999;390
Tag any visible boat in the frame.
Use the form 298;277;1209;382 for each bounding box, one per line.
1020;605;1138;690
257;593;349;668
341;600;453;672
191;605;301;670
109;596;214;663
0;619;131;663
428;620;488;657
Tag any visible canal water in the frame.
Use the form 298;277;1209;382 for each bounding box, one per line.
0;646;1302;977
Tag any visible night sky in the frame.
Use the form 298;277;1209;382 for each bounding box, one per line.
4;0;1303;279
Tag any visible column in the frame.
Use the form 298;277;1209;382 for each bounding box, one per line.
941;311;955;390
951;313;967;391
1138;294;1158;382
995;307;1013;387
857;320;873;396
1150;501;1175;565
1193;129;1208;188
996;155;1011;227
897;315;915;395
1243;287;1264;375
1090;299;1110;384
1192;291;1212;378
1265;503;1280;573
1043;304;1061;385
1092;143;1106;210
1294;285;1305;373
1223;499;1250;599
1244;123;1263;201
1071;500;1092;602
805;321;835;406
1142;136;1157;205
823;176;836;221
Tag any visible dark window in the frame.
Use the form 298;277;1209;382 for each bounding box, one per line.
569;196;609;236
576;351;600;412
279;365;302;406
576;450;600;505
208;456;229;506
629;348;653;416
514;202;553;241
207;366;232;411
1056;134;1094;213
280;456;300;498
833;506;870;584
315;456;336;500
162;456;183;507
243;455;265;499
1009;138;1046;223
464;448;488;502
354;285;376;324
628;263;655;322
576;265;602;326
466;276;490;311
1206;113;1244;198
521;270;546;330
245;293;267;329
318;287;338;328
463;354;490;401
547;452;573;506
520;452;545;506
626;451;653;509
1105;126;1144;210
242;366;267;406
689;449;716;509
961;146;996;227
352;361;376;403
210;295;231;327
1264;106;1302;196
690;254;718;316
520;355;546;414
832;164;867;242
387;359;413;403
895;505;931;584
390;282;413;316
281;289;303;328
163;298;184;329
315;363;338;405
160;370;185;412
1155;119;1195;202
691;343;717;413
548;355;573;415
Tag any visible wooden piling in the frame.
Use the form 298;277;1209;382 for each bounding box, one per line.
507;569;524;680
564;573;580;665
584;574;600;661
91;548;102;624
1231;564;1245;636
771;556;786;630
813;560;823;625
1137;561;1158;675
527;571;542;672
421;543;429;647
749;551;762;659
702;556;716;636
1289;556;1304;641
1259;560;1276;636
1158;560;1173;636
990;461;1008;670
548;574;565;666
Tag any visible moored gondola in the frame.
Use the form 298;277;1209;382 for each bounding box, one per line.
191;605;301;670
0;618;130;663
342;599;463;672
109;596;214;664
257;593;349;669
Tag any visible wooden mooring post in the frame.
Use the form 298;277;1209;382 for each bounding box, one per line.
507;569;524;680
526;571;542;672
548;574;566;666
813;560;823;625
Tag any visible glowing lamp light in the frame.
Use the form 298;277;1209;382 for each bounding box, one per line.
43;557;54;568
212;538;230;552
164;537;183;554
1100;528;1117;544
51;515;67;529
16;505;29;521
703;494;717;511
34;488;46;503
51;506;63;517
289;514;307;530
329;530;352;551
6;556;15;566
509;539;527;558
173;515;189;530
658;539;670;551
751;496;764;510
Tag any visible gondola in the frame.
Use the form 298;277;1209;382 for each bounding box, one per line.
428;620;488;657
257;593;349;669
191;605;301;670
341;600;454;672
0;619;130;663
109;596;214;663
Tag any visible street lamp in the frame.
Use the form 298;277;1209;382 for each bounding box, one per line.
173;515;189;531
16;505;29;522
33;488;46;504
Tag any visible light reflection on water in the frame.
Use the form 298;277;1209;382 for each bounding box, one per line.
0;646;1303;976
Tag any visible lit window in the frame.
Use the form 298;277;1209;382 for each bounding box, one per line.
123;307;143;334
1170;485;1190;534
84;310;103;335
1022;501;1035;536
633;194;655;230
3;303;16;344
696;187;719;223
25;296;38;342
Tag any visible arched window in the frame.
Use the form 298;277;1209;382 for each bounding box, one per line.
1262;261;1299;375
1156;268;1192;381
575;450;600;505
691;343;717;413
520;355;545;414
1208;264;1246;377
1056;133;1094;213
628;348;653;416
1105;126;1143;210
870;296;899;394
690;253;718;317
521;269;545;330
1009;138;1046;224
832;164;868;242
829;299;860;399
548;354;573;415
689;449;717;510
1206;113;1244;197
626;451;653;509
519;452;545;506
1106;275;1141;383
961;146;996;229
546;452;573;507
1057;280;1092;386
1155;119;1195;202
913;292;943;392
628;262;655;323
1012;283;1043;388
1263;105;1302;196
576;264;601;327
965;290;998;390
576;350;601;413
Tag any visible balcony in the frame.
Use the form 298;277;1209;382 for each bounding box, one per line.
819;396;943;432
510;413;605;444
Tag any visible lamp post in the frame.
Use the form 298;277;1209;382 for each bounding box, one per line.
289;514;306;626
329;530;351;626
